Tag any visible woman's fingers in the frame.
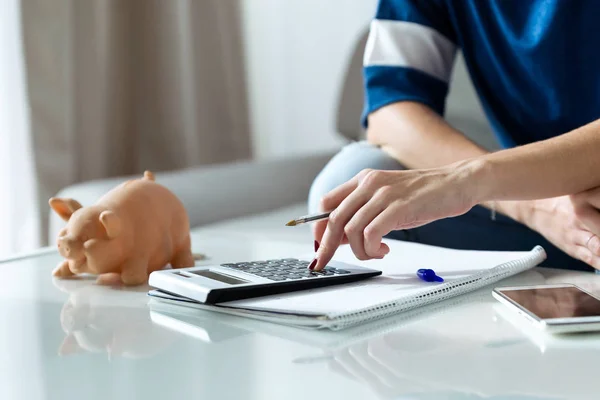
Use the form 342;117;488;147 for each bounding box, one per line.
312;220;328;245
319;173;363;213
575;245;600;270
313;190;370;271
575;228;600;258
345;191;392;259
312;170;380;270
571;201;600;257
312;173;366;245
313;220;349;246
575;203;600;237
576;187;600;210
363;206;400;257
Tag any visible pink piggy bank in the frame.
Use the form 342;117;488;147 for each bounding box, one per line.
50;171;194;285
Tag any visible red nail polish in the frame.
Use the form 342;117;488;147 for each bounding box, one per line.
308;258;317;270
314;240;320;252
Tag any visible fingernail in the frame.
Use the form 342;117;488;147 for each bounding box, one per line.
314;240;320;252
308;258;317;270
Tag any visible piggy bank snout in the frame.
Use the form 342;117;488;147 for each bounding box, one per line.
57;236;84;259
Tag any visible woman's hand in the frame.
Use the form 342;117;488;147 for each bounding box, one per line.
311;165;478;271
570;187;600;267
517;195;600;270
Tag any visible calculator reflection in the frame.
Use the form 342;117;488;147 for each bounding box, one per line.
53;278;250;359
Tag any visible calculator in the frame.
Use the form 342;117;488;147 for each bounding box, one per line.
148;258;382;304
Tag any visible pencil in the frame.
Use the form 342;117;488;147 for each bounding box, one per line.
285;211;331;226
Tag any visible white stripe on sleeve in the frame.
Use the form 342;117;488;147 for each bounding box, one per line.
363;19;457;83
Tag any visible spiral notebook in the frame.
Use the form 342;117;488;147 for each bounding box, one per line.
148;239;547;330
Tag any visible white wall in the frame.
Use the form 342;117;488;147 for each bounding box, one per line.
240;0;378;160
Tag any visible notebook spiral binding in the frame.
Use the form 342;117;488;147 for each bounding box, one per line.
327;245;547;331
319;288;493;351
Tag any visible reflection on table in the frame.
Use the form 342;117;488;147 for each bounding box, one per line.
53;278;176;359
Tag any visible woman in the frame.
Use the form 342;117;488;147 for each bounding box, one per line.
308;118;600;272
307;0;600;272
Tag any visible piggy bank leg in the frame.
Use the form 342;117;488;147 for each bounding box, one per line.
53;260;75;278
96;273;123;286
170;249;194;269
120;258;149;286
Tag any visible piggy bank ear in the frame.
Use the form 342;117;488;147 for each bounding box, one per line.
99;211;121;239
49;197;83;221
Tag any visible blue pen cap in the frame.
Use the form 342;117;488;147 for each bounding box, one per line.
417;268;444;283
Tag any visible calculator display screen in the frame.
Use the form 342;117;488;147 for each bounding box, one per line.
190;269;249;285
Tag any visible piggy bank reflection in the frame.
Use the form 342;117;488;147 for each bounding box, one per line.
50;171;194;286
54;278;175;359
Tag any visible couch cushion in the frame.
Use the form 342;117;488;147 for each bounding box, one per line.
190;202;313;244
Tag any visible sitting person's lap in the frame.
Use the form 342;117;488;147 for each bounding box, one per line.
308;141;593;272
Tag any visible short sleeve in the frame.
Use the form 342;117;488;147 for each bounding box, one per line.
362;0;458;127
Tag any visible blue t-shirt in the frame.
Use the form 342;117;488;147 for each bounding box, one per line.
362;0;600;148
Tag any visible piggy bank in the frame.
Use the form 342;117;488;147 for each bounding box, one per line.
50;171;194;285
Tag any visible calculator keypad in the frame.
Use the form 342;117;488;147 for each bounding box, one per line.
220;258;350;281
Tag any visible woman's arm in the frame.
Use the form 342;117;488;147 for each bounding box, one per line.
469;118;600;203
367;102;527;223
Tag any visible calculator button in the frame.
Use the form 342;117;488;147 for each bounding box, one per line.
335;269;351;274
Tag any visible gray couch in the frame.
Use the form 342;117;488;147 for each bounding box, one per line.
49;32;497;241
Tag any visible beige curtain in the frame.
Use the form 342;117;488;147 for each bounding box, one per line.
19;0;252;245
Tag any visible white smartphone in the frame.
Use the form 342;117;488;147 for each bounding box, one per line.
492;284;600;334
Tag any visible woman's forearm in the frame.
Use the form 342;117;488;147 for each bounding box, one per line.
466;118;600;203
367;102;489;169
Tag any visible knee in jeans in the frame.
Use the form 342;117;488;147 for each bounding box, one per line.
307;141;404;213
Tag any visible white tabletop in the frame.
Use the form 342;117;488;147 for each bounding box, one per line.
2;207;600;400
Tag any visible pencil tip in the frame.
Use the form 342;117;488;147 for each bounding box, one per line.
285;220;297;226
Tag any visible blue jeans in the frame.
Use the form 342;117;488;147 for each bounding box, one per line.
308;141;593;272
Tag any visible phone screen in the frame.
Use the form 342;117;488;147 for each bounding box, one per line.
501;286;600;319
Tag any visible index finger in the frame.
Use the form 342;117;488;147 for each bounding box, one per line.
312;176;360;243
313;219;349;246
313;187;370;271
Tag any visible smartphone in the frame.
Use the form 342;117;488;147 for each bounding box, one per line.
493;284;600;334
